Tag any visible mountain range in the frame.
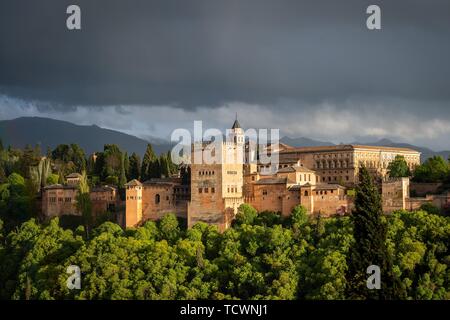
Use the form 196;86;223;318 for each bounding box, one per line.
0;117;172;156
0;117;448;162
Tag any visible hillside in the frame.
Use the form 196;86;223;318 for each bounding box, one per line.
0;117;172;156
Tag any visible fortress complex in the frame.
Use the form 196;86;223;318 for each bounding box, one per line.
124;118;423;230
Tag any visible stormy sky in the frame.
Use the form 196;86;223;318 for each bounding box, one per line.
0;0;449;150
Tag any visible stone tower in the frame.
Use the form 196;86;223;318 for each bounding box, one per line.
125;179;143;227
187;117;245;229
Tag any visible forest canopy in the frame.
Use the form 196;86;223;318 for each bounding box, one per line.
0;208;448;300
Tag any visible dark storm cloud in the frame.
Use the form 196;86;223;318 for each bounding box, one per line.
1;0;450;108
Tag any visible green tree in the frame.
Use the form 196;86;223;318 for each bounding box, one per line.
158;214;181;244
235;204;258;225
159;154;170;178
166;150;177;175
29;157;52;193
18;145;40;178
129;153;141;180
123;152;130;180
76;171;93;238
413;156;449;182
119;153;127;188
387;155;411;178
419;202;440;216
141;144;158;181
46;173;59;185
290;205;308;226
346;166;404;299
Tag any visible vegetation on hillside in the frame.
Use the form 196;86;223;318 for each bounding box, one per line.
0;138;449;300
0;206;448;300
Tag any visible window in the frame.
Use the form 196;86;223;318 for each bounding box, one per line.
262;190;268;195
205;187;209;193
155;194;161;204
304;190;309;196
198;188;202;193
211;187;215;193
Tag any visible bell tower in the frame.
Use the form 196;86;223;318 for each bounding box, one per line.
229;113;245;146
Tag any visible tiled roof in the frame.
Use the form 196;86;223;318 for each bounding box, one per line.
280;144;419;154
66;173;82;179
231;119;241;129
255;177;287;185
43;184;77;190
277;165;315;173
313;183;346;190
143;177;179;185
92;185;117;192
125;179;143;187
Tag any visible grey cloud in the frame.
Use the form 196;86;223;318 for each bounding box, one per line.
1;94;450;151
0;0;450;108
1;1;450;149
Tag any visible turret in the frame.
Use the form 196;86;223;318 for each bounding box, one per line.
125;179;143;227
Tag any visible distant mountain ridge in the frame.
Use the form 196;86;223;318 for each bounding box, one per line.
0;117;173;156
1;117;448;162
349;138;450;163
280;136;334;147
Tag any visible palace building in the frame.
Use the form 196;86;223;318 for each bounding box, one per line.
42;176;119;219
41;118;426;230
122;118;422;230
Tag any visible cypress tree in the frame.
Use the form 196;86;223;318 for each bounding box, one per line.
141;144;157;181
345;165;404;300
119;153;127;188
123;152;130;180
129;152;141;180
166;150;177;175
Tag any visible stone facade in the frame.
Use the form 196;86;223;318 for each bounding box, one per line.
275;145;420;186
245;165;352;217
42;176;120;220
185;119;245;229
125;177;189;228
382;178;410;212
123;118;429;230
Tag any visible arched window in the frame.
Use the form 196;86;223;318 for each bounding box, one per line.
304;190;309;196
155;194;160;204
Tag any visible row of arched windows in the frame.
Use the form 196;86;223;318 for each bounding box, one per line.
199;170;215;176
316;159;349;169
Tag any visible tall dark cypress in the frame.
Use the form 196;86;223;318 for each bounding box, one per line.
346;166;404;300
129;152;141;180
141;144;157;181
